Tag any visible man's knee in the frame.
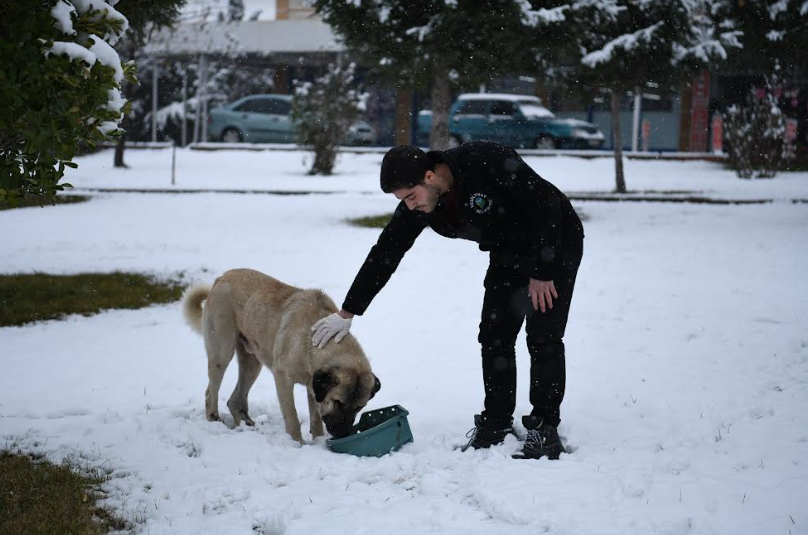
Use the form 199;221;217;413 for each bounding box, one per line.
526;332;565;358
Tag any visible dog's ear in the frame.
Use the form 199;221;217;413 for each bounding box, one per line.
371;374;381;399
312;370;335;403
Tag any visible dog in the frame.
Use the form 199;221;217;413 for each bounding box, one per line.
181;268;380;442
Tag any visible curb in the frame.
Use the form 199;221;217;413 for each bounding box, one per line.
67;188;807;205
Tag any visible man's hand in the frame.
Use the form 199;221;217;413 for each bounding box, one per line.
311;311;353;349
529;278;558;313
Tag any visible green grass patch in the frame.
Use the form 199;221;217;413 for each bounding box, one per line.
347;213;393;228
0;195;90;211
0;449;129;534
0;272;186;327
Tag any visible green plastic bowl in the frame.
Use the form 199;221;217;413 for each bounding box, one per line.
326;405;414;457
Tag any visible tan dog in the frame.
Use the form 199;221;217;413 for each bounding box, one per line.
181;268;380;442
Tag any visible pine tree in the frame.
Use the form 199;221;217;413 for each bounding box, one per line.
561;0;740;192
724;73;788;178
726;0;808;78
292;62;366;175
312;0;568;149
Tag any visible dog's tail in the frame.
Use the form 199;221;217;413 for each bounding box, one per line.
181;283;211;336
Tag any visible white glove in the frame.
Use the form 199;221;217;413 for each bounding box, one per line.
311;312;352;349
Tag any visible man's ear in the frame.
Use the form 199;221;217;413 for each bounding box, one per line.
312;370;335;403
371;374;381;399
424;170;435;185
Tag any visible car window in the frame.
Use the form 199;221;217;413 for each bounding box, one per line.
234;98;290;115
490;101;517;116
273;100;291;116
455;100;488;115
234;99;263;113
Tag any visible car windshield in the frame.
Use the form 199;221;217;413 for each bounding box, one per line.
519;103;555;118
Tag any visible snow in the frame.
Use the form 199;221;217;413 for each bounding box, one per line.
181;0;277;21
583;21;664;67
51;0;77;35
97;120;120;134
2;148;808;534
70;0;129;44
88;34;123;83
45;40;97;67
521;104;555;118
106;87;126;113
516;0;567;26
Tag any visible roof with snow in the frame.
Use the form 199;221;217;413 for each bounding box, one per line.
457;93;542;102
144;19;344;56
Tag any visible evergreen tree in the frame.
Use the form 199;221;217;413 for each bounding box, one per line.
312;0;568;149
724;73;788;178
0;0;135;205
726;0;808;78
292;62;366;175
562;0;740;192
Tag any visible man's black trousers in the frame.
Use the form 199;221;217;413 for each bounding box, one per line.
478;249;581;428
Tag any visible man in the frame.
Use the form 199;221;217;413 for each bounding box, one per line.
312;141;583;459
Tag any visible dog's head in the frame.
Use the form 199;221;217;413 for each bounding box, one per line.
312;367;381;438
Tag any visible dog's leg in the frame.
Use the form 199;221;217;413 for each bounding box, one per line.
227;342;262;427
273;374;304;443
203;320;237;423
307;388;325;439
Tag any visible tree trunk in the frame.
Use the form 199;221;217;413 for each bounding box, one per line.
113;42;135;168
610;89;627;193
429;66;451;150
113;128;127;168
310;144;336;175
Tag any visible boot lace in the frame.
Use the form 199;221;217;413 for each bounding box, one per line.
523;427;546;451
461;426;480;452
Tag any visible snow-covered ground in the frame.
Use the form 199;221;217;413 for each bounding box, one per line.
2;149;807;534
66;146;808;201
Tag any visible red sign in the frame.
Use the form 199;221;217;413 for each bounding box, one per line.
785;118;798;157
641;120;651;152
711;114;723;154
689;71;711;152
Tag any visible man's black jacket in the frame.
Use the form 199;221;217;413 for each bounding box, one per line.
342;141;584;315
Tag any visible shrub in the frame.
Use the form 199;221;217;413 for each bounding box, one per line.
0;0;134;206
724;78;788;179
292;62;366;175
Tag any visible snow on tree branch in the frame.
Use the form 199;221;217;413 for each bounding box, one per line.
582;21;663;67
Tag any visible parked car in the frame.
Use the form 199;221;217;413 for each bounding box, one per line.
208;94;376;145
416;93;605;150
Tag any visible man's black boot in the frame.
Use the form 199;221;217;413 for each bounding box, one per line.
513;415;563;460
460;414;515;451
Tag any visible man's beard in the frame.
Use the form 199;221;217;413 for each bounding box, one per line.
419;183;442;213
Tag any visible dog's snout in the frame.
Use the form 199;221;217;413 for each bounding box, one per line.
324;411;357;438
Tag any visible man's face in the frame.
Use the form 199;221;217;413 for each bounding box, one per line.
394;173;441;213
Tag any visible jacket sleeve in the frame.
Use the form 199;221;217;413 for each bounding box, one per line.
341;201;426;315
498;146;565;281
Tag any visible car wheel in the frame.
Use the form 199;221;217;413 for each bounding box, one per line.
221;128;243;143
448;135;463;148
534;136;556;150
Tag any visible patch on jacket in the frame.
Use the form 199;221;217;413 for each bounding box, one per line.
468;192;492;214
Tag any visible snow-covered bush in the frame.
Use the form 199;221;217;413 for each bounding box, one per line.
0;0;133;205
292;63;366;175
724;80;787;179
